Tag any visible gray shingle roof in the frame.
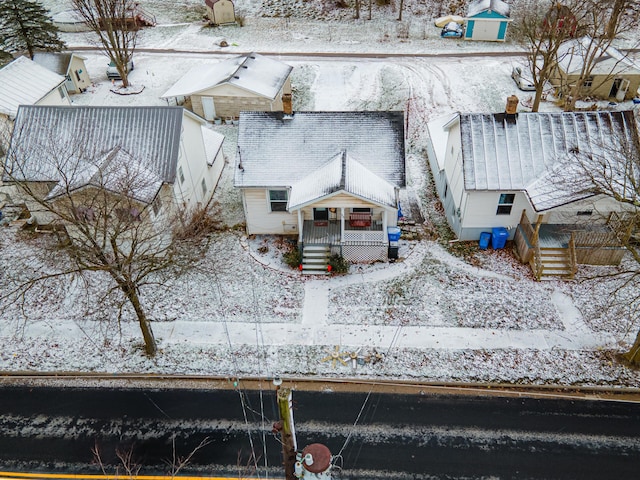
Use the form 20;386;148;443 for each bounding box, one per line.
234;111;406;189
459;110;638;208
5;106;185;184
288;151;398;210
161;52;292;100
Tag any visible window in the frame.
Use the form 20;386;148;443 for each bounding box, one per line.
444;184;448;198
496;193;515;215
115;207;141;222
58;86;66;100
73;206;95;222
577;210;593;216
201;178;207;195
178;166;185;184
75;70;81;82
583;76;594;88
269;190;288;212
352;207;372;213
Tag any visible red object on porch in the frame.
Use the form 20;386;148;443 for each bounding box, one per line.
327;265;332;272
349;213;371;227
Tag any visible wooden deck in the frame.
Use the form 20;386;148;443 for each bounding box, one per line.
537;224;614;248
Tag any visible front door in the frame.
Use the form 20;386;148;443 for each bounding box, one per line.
313;208;329;221
616;79;630;101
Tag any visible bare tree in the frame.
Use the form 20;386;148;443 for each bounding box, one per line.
550;114;640;365
1;124;218;357
72;0;138;87
511;0;584;112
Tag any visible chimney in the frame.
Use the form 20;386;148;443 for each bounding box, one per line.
505;95;519;115
282;93;292;115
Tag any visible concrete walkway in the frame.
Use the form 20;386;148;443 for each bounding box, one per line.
159;242;618;351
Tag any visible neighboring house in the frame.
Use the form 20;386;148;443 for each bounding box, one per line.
205;0;236;25
33;52;91;94
161;52;293;121
0;56;71;155
3;105;225;226
234;111;406;270
551;37;640;101
427;109;636;279
464;0;511;42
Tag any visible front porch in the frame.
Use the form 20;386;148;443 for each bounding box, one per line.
514;211;627;281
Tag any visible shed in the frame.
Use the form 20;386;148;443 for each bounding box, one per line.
205;0;236;25
33;52;91;94
464;0;511;42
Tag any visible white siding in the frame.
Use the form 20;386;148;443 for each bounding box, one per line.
36;85;71;107
243;188;298;235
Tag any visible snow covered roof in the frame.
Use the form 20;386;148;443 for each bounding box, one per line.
201;127;225;166
288;151;398;210
161;52;292;100
0;57;66;119
32;52;85;77
45;146;164;204
556;37;640;76
234;111;405;189
5;106;186;185
458;110;638;210
467;0;510;18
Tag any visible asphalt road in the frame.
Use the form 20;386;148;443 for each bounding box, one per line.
1;384;640;479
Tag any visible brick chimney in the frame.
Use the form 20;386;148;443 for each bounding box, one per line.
282;93;292;115
505;95;519;115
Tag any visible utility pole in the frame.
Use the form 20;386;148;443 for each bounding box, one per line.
276;382;297;480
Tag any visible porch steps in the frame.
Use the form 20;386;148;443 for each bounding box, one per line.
537;247;573;280
301;245;331;275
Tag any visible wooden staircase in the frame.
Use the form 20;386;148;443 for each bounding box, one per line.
301;244;331;275
534;247;574;280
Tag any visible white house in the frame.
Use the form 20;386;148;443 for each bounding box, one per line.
161;52;293;121
3;105;225;225
235;111;406;270
33;52;91;94
0;56;71;155
464;0;511;42
427;109;636;278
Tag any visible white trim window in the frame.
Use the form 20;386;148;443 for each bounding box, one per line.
268;189;288;212
496;193;515;215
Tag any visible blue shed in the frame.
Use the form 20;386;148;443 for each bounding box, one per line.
464;0;511;42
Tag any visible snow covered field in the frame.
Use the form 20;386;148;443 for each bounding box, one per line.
2;0;640;387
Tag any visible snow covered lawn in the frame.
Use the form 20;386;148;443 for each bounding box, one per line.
2;0;640;387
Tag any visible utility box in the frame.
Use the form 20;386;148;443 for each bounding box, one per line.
491;227;509;249
479;231;491;250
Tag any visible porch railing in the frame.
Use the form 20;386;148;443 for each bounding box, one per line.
568;232;578;277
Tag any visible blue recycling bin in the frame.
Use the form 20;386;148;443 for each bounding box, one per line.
491;227;509;249
387;226;401;242
479;232;491;250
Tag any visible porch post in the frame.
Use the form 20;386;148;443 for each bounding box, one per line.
297;209;303;243
383;209;388;244
340;207;345;243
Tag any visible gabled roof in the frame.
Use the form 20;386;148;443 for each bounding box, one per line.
457;110;638;210
557;37;640;76
161;52;292;100
234;111;405;189
32;52;86;76
45;146;164;204
467;0;510;18
288;151;398;210
5;106;187;185
0;56;66;119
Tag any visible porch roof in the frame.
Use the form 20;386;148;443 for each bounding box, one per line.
288;151;397;210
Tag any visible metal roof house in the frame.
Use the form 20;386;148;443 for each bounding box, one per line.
33;52;91;94
161;53;293;122
551;37;640;102
0;56;71;156
3;106;225;227
464;0;511;42
427;109;636;279
235;111;406;270
204;0;236;25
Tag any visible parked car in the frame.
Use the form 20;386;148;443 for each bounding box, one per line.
106;59;134;80
511;66;536;91
441;22;464;38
